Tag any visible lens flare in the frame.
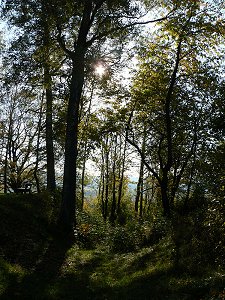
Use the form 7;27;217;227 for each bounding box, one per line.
95;64;105;76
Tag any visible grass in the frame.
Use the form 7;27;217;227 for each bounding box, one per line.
0;193;224;299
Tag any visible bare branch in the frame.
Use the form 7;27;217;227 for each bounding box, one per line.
56;24;74;58
86;11;174;47
126;135;161;183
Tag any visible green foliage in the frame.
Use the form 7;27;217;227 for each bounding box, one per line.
202;198;225;267
171;199;225;273
0;193;225;299
0;0;225;297
108;223;141;253
76;205;171;253
76;209;109;249
108;217;169;253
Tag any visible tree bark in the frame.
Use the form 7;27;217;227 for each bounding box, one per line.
110;135;117;224
41;0;56;193
59;50;85;231
100;159;105;218
160;174;171;216
34;94;44;193
58;1;94;232
139;175;144;218
80;85;93;210
80;142;87;210
44;64;56;193
135;160;143;214
117;133;128;216
4;99;15;193
104;138;109;221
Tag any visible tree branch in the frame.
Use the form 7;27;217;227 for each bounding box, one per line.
126;135;161;183
56;24;74;58
86;12;173;47
89;0;105;26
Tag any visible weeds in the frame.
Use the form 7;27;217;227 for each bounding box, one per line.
0;193;224;299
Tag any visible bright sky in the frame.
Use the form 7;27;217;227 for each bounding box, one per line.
94;64;105;77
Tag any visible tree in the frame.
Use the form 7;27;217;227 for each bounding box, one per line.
40;0;57;192
1;0;67;193
54;0;167;231
0;85;43;192
127;0;225;215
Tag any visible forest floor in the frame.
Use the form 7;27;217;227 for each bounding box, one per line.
0;193;224;300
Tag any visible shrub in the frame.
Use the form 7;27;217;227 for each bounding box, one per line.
76;210;109;249
170;197;225;272
108;224;141;253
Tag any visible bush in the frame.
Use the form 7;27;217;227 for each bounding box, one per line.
76;210;109;249
108;224;140;253
170;197;225;272
76;206;173;253
107;217;170;253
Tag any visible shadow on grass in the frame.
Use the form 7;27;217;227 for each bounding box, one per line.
0;195;224;299
1;244;225;299
1;230;74;299
0;194;54;269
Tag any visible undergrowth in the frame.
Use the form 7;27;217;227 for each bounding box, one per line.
0;193;224;299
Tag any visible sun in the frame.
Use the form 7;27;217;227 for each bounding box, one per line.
94;64;105;77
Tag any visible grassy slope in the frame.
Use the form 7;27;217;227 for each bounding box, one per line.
0;194;224;300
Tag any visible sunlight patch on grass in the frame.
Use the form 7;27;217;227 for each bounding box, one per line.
61;247;95;274
29;243;225;300
60;244;174;293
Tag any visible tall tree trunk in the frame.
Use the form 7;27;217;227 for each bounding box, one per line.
135;159;144;214
80;86;93;210
117;135;127;216
3;130;11;193
41;1;56;193
139;175;144;218
58;1;93;232
98;148;106;217
44;64;56;193
110;136;117;224
59;50;85;231
104;139;109;221
81;144;87;210
3;143;9;193
159;40;182;216
4;101;14;193
135;126;146;215
34;94;44;193
100;160;105;218
184;149;197;212
160;173;170;216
